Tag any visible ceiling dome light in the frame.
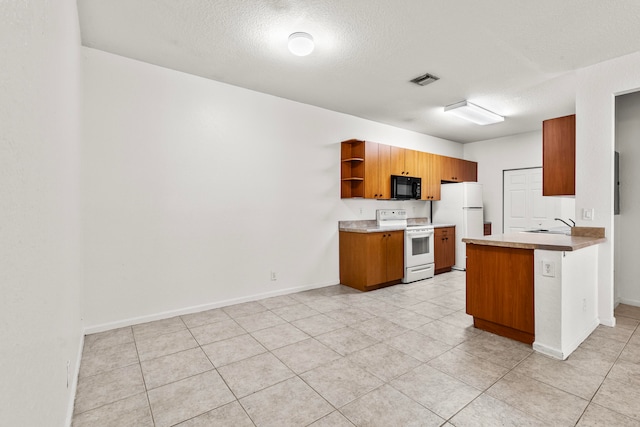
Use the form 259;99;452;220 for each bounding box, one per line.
288;32;314;56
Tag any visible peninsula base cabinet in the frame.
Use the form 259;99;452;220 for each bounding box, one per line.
466;244;535;344
339;231;404;291
434;226;455;274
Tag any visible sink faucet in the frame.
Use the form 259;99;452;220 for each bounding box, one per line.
554;218;575;227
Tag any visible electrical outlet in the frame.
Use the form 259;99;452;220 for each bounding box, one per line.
582;298;587;312
582;208;594;221
359;207;363;215
270;271;277;281
542;260;555;277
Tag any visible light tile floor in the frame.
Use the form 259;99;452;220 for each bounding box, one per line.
73;271;640;426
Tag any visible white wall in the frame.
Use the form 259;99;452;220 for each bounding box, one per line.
464;131;575;233
0;1;83;425
81;48;463;331
576;51;640;325
464;132;542;231
615;91;640;306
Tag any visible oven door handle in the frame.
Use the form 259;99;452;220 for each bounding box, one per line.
407;231;434;238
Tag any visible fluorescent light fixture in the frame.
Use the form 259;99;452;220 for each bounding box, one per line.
444;100;504;125
288;32;314;56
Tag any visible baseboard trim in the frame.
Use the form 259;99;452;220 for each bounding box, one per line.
64;332;84;427
84;280;339;335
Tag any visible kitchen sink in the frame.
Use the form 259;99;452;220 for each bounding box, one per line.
523;228;571;235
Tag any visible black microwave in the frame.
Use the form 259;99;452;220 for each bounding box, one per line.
391;175;421;200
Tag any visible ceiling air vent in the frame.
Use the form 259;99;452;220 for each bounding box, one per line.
410;73;439;86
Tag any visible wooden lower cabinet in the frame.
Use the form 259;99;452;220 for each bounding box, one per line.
339;230;404;291
466;244;535;344
434;226;455;274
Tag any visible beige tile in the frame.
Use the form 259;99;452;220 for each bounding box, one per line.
563;345;617;376
390;364;481;419
630;329;640;346
300;358;383;407
408;301;457;319
615;315;640;330
513;352;605;399
79;341;138;378
301;296;350;313
217;352;294;398
72;392;152;427
439;309;475;329
135;329;198;361
132;317;186;340
315;327;378;356
314;284;361;297
347;343;421;382
147;370;235;427
606;359;640;387
240;376;333;427
579;334;626;360
619;342;640;364
427;348;509;390
450;393;547;427
189;319;245;345
589;324;635;343
324;307;375;324
456;332;532;369
201;333;266;367
222;301;267;318
271;303;319;321
577;403;640;426
308;411;355;427
341;384;444;426
175;401;253;427
385;330;452;362
291;313;346;336
615;304;640;320
416;319;480;346
428;290;466;311
350;317;410;341
272;338;341;374
250;323;310;350
141;347;213;390
371;292;420;309
74;364;145;414
181;308;230;328
592;377;640;421
83;327;134;353
258;294;298;310
376;308;433;329
233;310;285;332
351;298;402;315
486;371;588;425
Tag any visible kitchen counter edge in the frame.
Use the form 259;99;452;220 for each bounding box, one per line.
462;233;606;251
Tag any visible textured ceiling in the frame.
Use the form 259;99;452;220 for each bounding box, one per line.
77;0;640;143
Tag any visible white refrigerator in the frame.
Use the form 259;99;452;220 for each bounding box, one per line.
432;182;484;270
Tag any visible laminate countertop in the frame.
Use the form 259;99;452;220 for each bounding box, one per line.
463;232;606;252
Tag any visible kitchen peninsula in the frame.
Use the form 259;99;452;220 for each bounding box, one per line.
463;229;605;360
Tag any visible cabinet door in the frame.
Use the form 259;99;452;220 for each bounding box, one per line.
390;146;406;176
426;153;442;200
403;149;419;177
462;160;478;182
543;114;575;196
444;227;455;267
439;156;459;182
385;231;405;282
365;233;388;286
364;142;390;199
434;228;447;270
466;244;535;338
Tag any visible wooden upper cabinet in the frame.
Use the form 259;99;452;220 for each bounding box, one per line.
364;142;390;199
341;139;476;199
390;147;419;177
439;155;478;183
419;152;441;200
341;140;390;199
543;114;575;196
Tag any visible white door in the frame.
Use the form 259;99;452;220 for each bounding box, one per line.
503;168;574;232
